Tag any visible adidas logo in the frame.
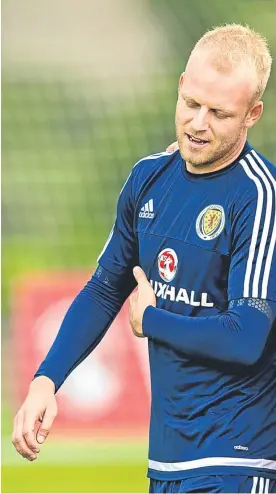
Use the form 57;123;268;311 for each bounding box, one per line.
139;199;154;219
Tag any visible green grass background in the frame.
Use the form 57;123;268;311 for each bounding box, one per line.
2;406;149;493
3;465;148;493
2;437;149;493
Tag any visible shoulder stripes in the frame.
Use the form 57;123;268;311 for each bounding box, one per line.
133;150;176;168
239;150;276;299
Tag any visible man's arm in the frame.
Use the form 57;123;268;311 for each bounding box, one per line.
142;298;276;366
130;266;276;366
34;266;136;391
34;168;138;389
12;170;138;461
131;183;276;367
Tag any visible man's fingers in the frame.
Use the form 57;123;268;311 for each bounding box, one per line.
36;408;57;444
133;266;148;284
23;412;41;453
22;431;40;454
12;413;37;461
166;141;179;152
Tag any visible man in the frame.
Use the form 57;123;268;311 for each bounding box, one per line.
12;24;276;493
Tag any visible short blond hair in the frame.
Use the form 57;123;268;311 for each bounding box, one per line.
191;24;272;105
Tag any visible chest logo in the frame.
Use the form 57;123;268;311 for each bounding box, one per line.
196;205;225;240
158;248;178;282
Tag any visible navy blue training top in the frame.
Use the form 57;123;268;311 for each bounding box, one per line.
36;141;276;480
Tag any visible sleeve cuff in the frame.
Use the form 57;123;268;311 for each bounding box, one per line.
142;305;159;340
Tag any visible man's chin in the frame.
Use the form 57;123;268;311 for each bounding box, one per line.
180;146;213;167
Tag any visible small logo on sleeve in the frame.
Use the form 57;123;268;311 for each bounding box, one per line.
196;204;225;240
139;199;154;219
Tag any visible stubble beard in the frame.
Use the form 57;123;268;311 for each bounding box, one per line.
176;125;245;170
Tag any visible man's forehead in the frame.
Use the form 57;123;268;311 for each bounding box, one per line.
183;59;254;109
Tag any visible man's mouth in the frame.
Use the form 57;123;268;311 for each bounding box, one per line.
186;133;209;145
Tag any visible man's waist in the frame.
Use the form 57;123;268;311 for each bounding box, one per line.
147;457;276;481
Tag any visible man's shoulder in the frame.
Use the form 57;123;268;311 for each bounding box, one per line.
239;146;276;181
236;146;276;198
133;149;179;170
231;146;276;214
130;149;179;193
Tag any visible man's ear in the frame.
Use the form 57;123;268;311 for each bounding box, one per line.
245;101;263;129
178;72;185;94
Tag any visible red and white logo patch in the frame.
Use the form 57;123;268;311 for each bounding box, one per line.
158;248;178;282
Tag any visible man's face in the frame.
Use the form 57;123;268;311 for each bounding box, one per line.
175;52;256;168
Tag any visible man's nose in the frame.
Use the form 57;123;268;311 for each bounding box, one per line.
192;107;209;131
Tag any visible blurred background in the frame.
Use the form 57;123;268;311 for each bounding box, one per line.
2;0;276;492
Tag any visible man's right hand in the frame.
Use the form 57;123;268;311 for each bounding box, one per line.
166;141;179;153
12;376;57;461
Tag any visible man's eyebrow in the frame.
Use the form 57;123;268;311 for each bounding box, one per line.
213;107;236;116
182;94;197;103
182;94;235;115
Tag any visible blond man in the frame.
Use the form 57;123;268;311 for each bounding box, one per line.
13;24;276;493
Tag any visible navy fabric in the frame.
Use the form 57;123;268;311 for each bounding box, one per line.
35;142;276;480
149;476;276;493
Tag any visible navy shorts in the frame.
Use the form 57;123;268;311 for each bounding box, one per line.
149;475;276;493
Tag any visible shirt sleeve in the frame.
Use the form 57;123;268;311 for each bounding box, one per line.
34;267;134;392
34;171;138;391
143;298;276;367
97;170;139;281
228;188;276;302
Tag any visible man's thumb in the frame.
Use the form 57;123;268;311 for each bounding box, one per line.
37;434;46;444
36;409;56;444
133;266;148;284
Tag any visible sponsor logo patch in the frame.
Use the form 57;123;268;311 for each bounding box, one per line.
158;248;178;282
150;280;214;307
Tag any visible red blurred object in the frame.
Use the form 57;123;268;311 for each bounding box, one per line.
12;272;150;437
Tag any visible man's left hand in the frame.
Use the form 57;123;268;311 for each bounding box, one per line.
129;266;156;337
